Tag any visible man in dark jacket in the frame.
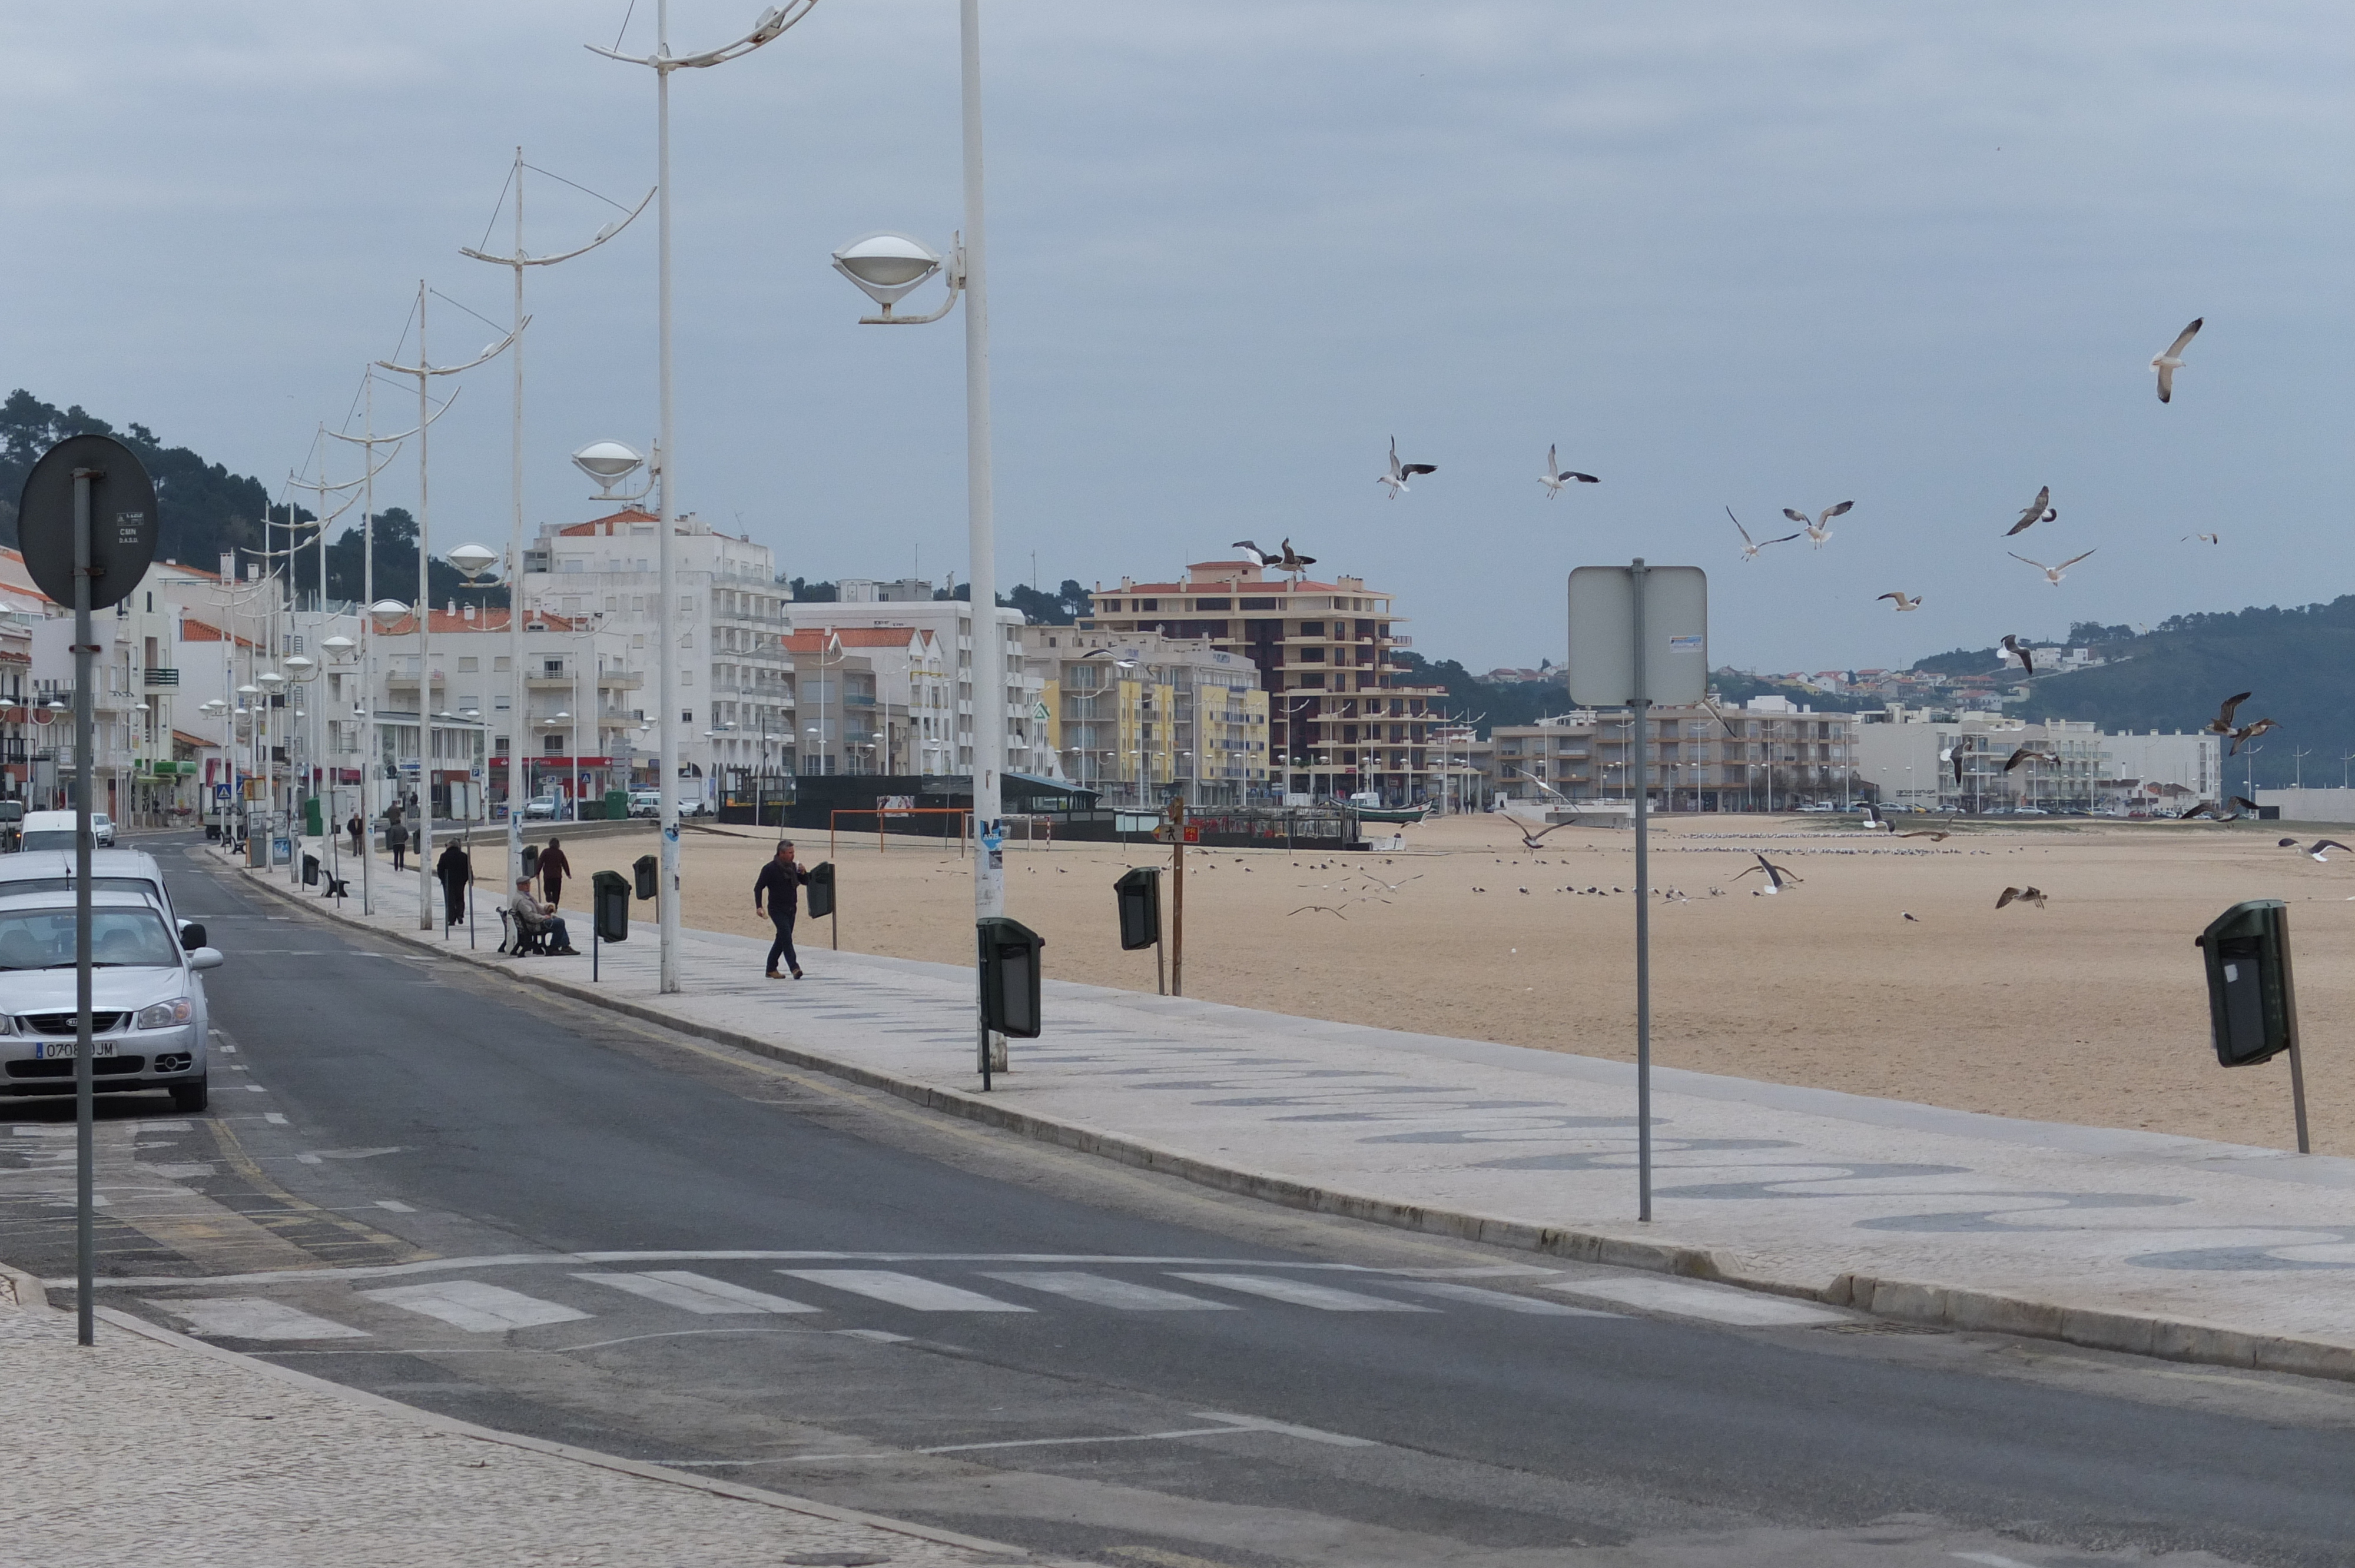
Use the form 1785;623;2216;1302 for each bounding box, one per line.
753;839;809;980
434;839;472;929
386;813;409;872
538;836;572;906
347;810;364;859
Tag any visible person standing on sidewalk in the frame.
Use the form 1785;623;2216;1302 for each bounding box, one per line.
754;839;810;980
386;812;409;872
347;810;364;859
538;836;572;907
435;839;472;929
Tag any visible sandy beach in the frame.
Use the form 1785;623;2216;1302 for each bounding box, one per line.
512;812;2355;1157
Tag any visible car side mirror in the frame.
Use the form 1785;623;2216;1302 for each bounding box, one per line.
187;947;224;971
179;922;207;951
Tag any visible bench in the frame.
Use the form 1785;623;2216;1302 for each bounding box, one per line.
497;908;552;958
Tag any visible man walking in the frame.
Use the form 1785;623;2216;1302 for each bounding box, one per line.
754;839;810;980
347;809;364;859
538;835;572;907
434;838;472;930
386;811;409;872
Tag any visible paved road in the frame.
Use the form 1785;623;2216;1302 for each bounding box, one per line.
8;838;2355;1567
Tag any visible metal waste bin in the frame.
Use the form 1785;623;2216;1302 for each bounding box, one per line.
591;870;631;944
520;843;540;881
633;853;658;902
301;852;320;888
2197;899;2297;1067
978;916;1045;1038
1114;866;1161;951
805;861;835;921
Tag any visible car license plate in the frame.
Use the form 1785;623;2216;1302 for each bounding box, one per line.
31;1040;115;1059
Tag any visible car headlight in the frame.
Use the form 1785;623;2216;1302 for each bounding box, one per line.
136;999;195;1030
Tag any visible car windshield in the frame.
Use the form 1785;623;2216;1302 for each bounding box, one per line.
0;907;181;969
18;831;77;852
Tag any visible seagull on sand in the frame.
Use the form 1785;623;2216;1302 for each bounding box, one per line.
1902;912;1923;922
1731;853;1803;893
2151;317;2203;404
1782;501;1853;549
1878;592;1922;612
2280;838;2355;863
1730;507;1801;561
1377;437;1437;499
2204;692;2254;736
1999;634;2036;675
1900;829;1953;842
1540;444;1600;497
2009;549;2097;586
1996;886;2048;909
2006;486;2057;536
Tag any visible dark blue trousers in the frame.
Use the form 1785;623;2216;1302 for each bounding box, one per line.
766;912;799;975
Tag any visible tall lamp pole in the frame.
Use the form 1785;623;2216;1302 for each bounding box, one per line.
830;0;1010;1077
376;284;522;929
461;148;648;886
593;0;819;995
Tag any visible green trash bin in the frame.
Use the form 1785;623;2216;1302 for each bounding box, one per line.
591;871;631;944
605;789;629;822
303;796;323;837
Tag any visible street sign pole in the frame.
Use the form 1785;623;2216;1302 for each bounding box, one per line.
72;467;97;1346
1567;560;1706;1226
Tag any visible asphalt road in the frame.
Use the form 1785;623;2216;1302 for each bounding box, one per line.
8;838;2355;1567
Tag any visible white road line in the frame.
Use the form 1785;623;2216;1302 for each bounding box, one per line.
373;1200;415;1212
776;1270;1034;1313
834;1328;912;1343
1382;1265;1561;1280
243;1084;267;1093
1384;1280;1622;1317
978;1271;1239;1311
1952;1554;2041;1568
263;1112;287;1125
1190;1410;1378;1447
150;1297;370;1341
1165;1274;1435;1313
360;1280;592;1331
575;1270;818;1315
1537;1275;1849;1327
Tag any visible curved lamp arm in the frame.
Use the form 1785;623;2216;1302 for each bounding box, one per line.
587;1;820;71
377;318;528;380
460;187;655;271
326;384;462;449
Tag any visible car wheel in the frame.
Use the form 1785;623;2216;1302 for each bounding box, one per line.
168;1076;208;1113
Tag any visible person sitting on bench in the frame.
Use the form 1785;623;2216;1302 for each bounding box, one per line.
508;876;578;955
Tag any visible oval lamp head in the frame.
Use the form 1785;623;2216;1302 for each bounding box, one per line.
281;655;316;676
571;440;645;486
447;543;499;579
369;598;413;623
320;635;355;654
832;232;941;307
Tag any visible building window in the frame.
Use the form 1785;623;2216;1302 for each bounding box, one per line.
1299;622;1325;636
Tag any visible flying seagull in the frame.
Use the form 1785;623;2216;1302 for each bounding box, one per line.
1941;733;1973;786
2151;317;2203;404
1860;800;1896;832
1999;634;2035;675
1731;853;1803;893
1540;444;1600;497
1230;540;1273;569
2006;486;2057;536
2228;717;2277;756
1900;829;1953;841
1272;537;1316;574
1289;905;1350;920
1877;592;1922;612
2204;692;2253;736
1781;501;1854;549
2280;838;2355;863
1377;437;1437;499
1730;507;1801;561
2182;796;2262;821
2008;548;2097;586
1996;886;2048;910
2183;533;2220;545
2002;745;2058;773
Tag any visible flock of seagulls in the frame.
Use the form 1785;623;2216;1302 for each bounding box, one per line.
2204;692;2277;756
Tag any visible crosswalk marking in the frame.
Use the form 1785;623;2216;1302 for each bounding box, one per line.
150;1297;370;1341
360;1279;592;1331
1165;1273;1436;1313
1383;1280;1623;1317
574;1270;818;1315
1535;1275;1848;1327
777;1269;1034;1313
978;1271;1239;1311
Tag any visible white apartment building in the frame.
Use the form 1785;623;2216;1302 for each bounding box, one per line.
784;626;953;776
1853;708;2222;810
800;579;1046;778
523;507;792;807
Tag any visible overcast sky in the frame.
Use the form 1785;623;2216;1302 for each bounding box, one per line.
4;2;2346;673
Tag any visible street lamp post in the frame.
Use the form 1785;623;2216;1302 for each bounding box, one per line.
592;0;819;995
830;1;1008;1078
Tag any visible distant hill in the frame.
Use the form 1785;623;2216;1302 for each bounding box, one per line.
2018;599;2355;790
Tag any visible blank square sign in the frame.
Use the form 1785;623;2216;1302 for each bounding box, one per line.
1565;566;1707;707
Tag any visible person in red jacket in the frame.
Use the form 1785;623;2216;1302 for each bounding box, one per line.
754;839;810;979
537;836;572;907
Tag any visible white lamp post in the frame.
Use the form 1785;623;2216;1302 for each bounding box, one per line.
592;0;821;995
830;0;1007;1077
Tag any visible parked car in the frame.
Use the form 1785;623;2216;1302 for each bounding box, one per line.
629;790;661;819
0;890;221;1112
90;813;115;848
523;795;563;822
0;848;188;939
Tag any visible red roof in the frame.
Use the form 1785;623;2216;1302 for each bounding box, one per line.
376;607;575;635
784;627;932;653
555;507;658;536
177;616;260;651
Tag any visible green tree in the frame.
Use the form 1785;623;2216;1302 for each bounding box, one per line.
0;388;275;573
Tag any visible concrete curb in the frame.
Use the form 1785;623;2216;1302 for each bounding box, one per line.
0;1258;47;1309
229;857;2355;1387
86;1304;1046;1563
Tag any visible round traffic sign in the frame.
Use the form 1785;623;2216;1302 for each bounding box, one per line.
15;434;159;611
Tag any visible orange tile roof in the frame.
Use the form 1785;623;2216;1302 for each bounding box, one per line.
376;607;577;635
177;617;260;652
555;507;658;536
784;627;933;653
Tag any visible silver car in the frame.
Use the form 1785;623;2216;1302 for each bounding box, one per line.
0;891;223;1113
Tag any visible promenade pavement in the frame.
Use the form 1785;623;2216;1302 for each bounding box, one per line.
244;846;2355;1381
0;1271;1049;1567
